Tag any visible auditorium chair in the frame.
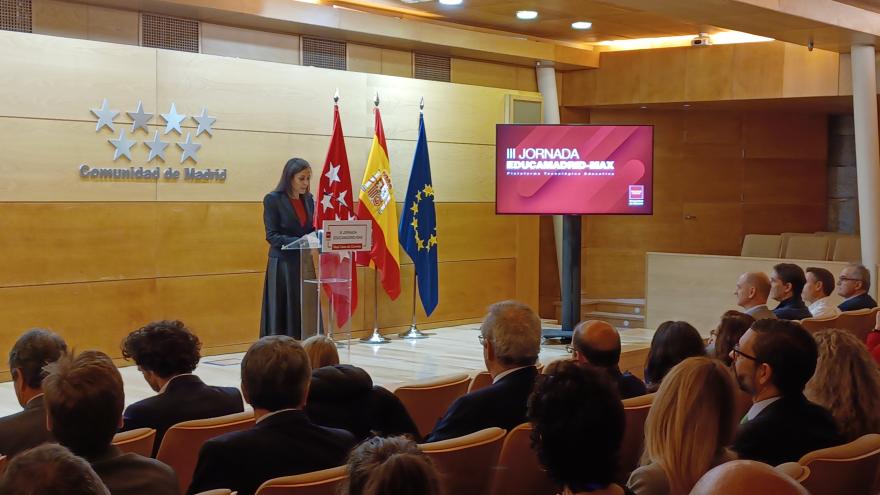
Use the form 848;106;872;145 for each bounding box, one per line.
740;234;782;258
254;465;347;495
468;371;492;393
784;235;830;261
775;433;880;495
831;235;861;262
799;314;840;335
394;373;470;438
835;308;879;343
194;490;236;495
156;410;256;494
420;426;506;495
617;393;655;483
489;423;557;495
779;233;814;259
111;427;156;458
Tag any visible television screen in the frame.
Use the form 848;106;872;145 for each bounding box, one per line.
495;124;653;215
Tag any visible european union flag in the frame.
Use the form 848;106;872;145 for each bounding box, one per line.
399;113;438;316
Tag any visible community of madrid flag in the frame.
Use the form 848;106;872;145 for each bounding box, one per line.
356;107;402;300
399;112;438;316
314;103;358;325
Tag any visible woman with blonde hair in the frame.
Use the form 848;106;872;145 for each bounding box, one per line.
628;357;737;495
805;328;880;442
302;334;340;369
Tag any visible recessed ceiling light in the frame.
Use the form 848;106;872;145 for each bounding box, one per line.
438;0;463;5
571;21;592;30
516;10;538;20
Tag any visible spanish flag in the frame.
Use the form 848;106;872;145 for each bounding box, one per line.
356;107;401;300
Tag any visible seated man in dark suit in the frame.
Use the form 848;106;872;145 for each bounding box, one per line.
0;328;67;458
425;300;542;442
836;263;878;312
730;319;841;466
120;320;244;455
42;350;179;495
769;263;812;320
187;336;356;495
571;320;646;399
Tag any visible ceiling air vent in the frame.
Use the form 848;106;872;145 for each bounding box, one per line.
0;0;32;33
141;13;199;53
414;53;451;82
301;37;347;71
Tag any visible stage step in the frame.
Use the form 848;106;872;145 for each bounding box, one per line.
582;311;646;330
553;298;646;329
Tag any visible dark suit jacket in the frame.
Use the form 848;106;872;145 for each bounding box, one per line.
187;409;355;495
732;393;841;466
121;375;244;456
0;395;54;458
614;370;648;399
425;366;538;443
263;191;315;259
838;292;878;312
772;297;812;320
89;445;179;495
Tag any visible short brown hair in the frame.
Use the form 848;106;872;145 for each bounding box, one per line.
302;335;340;369
0;443;109;495
9;328;67;389
344;436;441;495
43;351;124;457
805;267;835;297
241;336;311;411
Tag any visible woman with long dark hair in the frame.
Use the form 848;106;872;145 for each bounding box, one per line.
260;158;316;339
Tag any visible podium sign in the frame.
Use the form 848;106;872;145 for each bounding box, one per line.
323;220;372;253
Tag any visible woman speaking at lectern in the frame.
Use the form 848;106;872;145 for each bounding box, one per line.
260;158;316;339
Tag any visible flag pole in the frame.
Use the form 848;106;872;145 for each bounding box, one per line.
361;92;392;345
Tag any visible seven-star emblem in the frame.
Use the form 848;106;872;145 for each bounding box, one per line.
161;103;186;135
177;133;202;163
91;99;118;132
127;101;153;134
108;129;136;161
145;131;169;162
193;107;216;137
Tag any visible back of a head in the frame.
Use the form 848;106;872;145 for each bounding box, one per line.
573;320;621;368
645;321;705;388
743;272;771;300
714;311;754;366
242;335;311;411
644;357;737;494
42;350;124;458
302;334;341;369
121;320;201;378
528;360;624;492
345;436;440;495
0;443;110;495
481;300;541;367
689;460;808;495
773;263;807;297
750;319;817;397
9;328;67;390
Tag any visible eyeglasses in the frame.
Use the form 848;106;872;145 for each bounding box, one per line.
838;276;862;283
477;335;486;346
732;345;757;362
565;344;575;356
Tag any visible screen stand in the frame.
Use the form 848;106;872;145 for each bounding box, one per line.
542;215;581;342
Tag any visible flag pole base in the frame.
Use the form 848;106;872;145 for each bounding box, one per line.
399;325;429;339
360;329;391;344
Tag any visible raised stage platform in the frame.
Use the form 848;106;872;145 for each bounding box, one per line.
0;323;653;417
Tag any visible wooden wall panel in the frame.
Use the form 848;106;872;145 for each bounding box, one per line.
680;203;744;255
200;23;300;65
731;42;784;100
685;44;734;102
595;50;642;104
741;159;827;205
639;48;686;103
742;204;827;234
32;0;88;40
86;6;140;46
348;43;383;75
743;113;828;159
380;48;413;78
781;44;840;98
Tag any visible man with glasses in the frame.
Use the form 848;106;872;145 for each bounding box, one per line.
730;319;840;466
424;300;541;442
836;263;877;312
568;320;646;399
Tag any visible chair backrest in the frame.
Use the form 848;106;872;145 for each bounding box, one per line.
489;423;557;495
799;315;840;335
156;410;256;494
784;235;829;261
779;233;812;259
193;490;236;495
741;234;782;258
111;427;156;458
420;427;506;495
394;373;470;438
255;465;347;495
468;371;492;393
832;236;861;262
835;308;879;343
617;393;655;483
793;433;880;495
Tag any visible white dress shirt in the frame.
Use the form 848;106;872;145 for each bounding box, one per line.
808;297;841;319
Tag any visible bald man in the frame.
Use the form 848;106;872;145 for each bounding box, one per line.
690;460;808;495
735;272;777;321
571;320;646;399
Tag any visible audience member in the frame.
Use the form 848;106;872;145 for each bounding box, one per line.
0;443;110;495
628;357;736;495
120;320;244;455
689;460;808;495
304;338;419;440
528;360;629;495
643;321;704;393
805;329;880;442
343;436;442;495
734;272;776;320
802;267;840;319
708;311;754;366
425;300;541;442
730;319;841;465
769;263;812;320
571;320;646;399
42;350;178;495
869;312;880;365
836;263;877;311
0;329;67;458
187;336;356;495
